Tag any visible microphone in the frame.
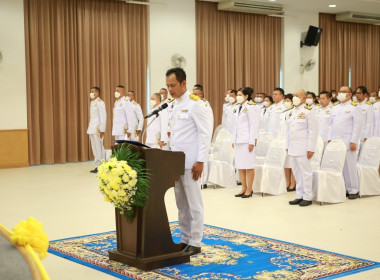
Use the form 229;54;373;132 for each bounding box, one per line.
144;103;168;119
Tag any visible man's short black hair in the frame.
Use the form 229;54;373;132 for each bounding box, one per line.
319;91;332;99
194;84;203;90
193;87;203;93
166;68;187;83
116;85;125;89
160;88;168;92
230;89;237;95
128;90;135;94
274;87;284;95
284;93;293;100
356;86;368;94
92;86;100;94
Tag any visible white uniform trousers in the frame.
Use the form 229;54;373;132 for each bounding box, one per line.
114;135;129;141
290;156;313;201
174;169;204;247
343;150;359;194
89;134;105;167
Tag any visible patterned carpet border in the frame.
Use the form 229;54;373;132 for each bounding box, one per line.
48;223;380;280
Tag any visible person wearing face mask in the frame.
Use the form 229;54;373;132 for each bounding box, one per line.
355;86;373;152
127;90;144;141
259;96;273;131
225;90;238;134
159;88;170;104
222;89;233;129
280;94;296;192
145;93;168;149
233;87;260;198
287;90;319;207
254;92;266;108
372;90;380;137
369;91;379;104
331;90;337;103
328;86;362;199
112;85;136;142
306;92;319;108
267;88;286;138
316;91;333;148
87;86;107;173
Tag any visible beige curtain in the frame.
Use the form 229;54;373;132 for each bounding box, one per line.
319;13;380;92
196;1;281;128
24;0;148;165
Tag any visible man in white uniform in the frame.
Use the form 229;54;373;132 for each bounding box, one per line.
222;89;233;129
267;88;286;138
112;85;135;142
373;92;380;137
160;88;170;104
287;90;318;207
145;93;168;149
87;87;106;173
316;91;333;148
328;86;362;199
355;86;373;152
166;68;212;255
127;90;144;141
254;92;266;109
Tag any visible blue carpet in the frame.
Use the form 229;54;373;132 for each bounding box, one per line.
48;223;380;279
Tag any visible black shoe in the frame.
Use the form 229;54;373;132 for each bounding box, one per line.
90;168;98;173
346;192;349;197
299;200;312;207
235;192;246;197
241;191;253;198
289;199;303;205
183;245;201;255
287;186;296;192
237;181;242;185
180;242;187;250
348;193;359;199
203;184;208;189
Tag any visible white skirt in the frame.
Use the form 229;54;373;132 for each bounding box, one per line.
234;143;255;169
284;155;292;168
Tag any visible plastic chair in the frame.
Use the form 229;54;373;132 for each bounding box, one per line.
252;133;274;193
310;136;324;171
207;133;237;188
211;125;223;144
357;137;380;196
312;139;347;205
209;128;231;159
259;138;287;195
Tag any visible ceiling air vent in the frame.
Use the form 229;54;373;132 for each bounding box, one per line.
218;0;283;15
336;12;380;25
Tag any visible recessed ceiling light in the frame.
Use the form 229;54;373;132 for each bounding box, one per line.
269;0;277;2
329;4;337;7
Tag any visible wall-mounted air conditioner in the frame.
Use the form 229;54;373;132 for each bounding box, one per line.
336;12;380;25
218;0;283;15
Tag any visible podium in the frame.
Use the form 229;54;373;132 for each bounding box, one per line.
108;143;190;270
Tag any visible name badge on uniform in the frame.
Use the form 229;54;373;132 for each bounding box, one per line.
243;108;248;113
118;103;123;107
325;110;330;114
297;112;306;119
179;109;188;119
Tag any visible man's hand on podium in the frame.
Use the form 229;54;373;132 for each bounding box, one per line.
192;162;204;181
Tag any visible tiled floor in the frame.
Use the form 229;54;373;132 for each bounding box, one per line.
1;162;379;279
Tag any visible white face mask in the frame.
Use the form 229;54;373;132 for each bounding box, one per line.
161;94;165;100
236;95;245;104
369;96;376;103
263;101;270;108
254;97;263;103
90;92;95;100
332;93;336;98
225;94;230;102
284;101;292;110
115;91;121;99
352;96;358;102
306;98;314;105
292;96;301;107
337;92;347;102
228;96;235;104
150;100;156;108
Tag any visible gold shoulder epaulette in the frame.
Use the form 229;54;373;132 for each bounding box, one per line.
305;105;312;110
190;94;200;101
248;101;257;105
315;103;321;107
124;97;129;101
132;101;138;105
333;101;340;106
366;101;372;105
97;98;103;102
351;101;357;106
284;107;293;112
168;98;175;103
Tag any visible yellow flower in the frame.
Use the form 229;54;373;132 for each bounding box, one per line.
128;179;137;187
104;196;111;202
125;165;132;173
119;190;126;197
122;174;130;182
129;170;137;179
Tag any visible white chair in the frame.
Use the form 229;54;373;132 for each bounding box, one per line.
252;133;273;193
211;125;223;144
312;139;347;205
310;136;324;171
207;133;236;188
209;128;231;159
260;138;287;195
358;137;380;196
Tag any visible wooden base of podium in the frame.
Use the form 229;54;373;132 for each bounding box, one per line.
108;249;190;271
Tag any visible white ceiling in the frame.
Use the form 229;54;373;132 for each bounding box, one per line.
201;0;380;14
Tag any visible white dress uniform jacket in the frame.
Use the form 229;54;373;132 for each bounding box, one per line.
225;103;238;134
357;100;373;140
372;101;380;137
130;100;144;138
286;105;319;156
233;101;260;145
145;107;169;148
259;105;272;131
222;102;229;129
267;101;286;138
112;98;135;137
87;97;106;135
316;102;333;144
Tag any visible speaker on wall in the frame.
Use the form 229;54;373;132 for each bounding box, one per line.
301;25;323;47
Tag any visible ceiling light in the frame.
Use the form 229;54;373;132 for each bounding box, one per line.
329;4;337;7
269;0;277;2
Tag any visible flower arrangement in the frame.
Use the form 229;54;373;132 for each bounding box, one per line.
97;144;149;223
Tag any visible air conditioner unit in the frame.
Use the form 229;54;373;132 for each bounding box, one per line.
336;12;380;25
218;0;283;15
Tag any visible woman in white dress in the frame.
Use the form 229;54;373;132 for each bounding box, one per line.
306;91;319;108
280;94;296;191
260;95;273;131
233;87;260;198
145;93;168;149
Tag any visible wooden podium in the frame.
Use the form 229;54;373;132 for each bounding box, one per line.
108;144;190;270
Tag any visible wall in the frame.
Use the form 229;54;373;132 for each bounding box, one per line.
148;0;197;104
282;9;319;94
